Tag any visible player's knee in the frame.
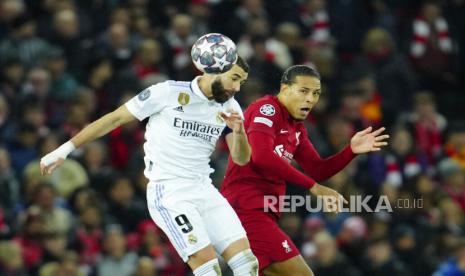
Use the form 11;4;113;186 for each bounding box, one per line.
189;246;218;271
227;249;259;276
192;258;222;276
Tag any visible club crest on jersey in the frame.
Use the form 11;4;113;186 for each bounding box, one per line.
282;240;292;253
259;104;275;116
188;234;198;244
137;88;151;101
178;92;190;106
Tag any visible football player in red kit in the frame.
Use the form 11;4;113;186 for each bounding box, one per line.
221;65;389;275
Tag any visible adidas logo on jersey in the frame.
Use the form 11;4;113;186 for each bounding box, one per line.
173;106;184;112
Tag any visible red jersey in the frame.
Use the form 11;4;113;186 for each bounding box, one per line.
221;95;355;214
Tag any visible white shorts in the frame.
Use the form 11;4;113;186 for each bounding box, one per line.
146;177;247;262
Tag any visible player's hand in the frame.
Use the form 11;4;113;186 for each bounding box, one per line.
220;109;244;134
39;141;75;175
309;184;347;213
350;126;389;154
40;157;65;175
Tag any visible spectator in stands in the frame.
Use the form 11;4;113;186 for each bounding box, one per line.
72;205;103;267
0;241;27;276
434;239;465;276
95;225;138;276
400;91;447;163
132;39;168;82
134;256;157;276
444;124;465;169
0;95;14;144
6;123;39;175
310;230;361;276
48;8;89;77
106;175;148;233
362;237;411;276
353;27;417;126
45;47;79;102
81;141;115;195
38;250;84;276
162;14;198;80
13;207;45;273
409;0;458;89
96;23;137;73
29;183;73;235
0;15;50;68
441;164;465;212
135;219;186;275
379;127;429;188
0;148;20;224
0;57;25;106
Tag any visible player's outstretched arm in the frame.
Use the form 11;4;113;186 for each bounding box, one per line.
222;110;251;166
294;126;389;182
40;105;136;175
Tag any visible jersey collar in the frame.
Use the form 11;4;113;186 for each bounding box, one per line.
191;76;214;102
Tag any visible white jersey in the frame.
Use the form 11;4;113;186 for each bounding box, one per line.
125;77;243;181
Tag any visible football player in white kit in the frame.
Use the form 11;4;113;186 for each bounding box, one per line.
40;55;259;275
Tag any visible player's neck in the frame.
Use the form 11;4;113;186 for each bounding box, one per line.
277;93;295;120
198;76;214;100
277;93;288;109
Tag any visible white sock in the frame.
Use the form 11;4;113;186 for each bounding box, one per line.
227;249;259;276
193;259;221;276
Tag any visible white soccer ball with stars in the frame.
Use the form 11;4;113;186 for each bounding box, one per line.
191;33;237;74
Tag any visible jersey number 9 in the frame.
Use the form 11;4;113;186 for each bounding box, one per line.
175;214;193;233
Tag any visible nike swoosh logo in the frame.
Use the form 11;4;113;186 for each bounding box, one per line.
280;130;288;133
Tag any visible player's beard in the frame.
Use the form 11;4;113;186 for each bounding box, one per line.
211;78;231;104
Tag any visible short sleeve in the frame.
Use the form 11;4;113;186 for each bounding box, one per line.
224;98;244;119
247;102;280;137
221;98;243;137
125;82;170;121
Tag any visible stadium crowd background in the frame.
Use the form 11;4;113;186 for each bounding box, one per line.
0;0;465;275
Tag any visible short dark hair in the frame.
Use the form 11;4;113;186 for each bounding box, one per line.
281;65;320;85
235;56;249;73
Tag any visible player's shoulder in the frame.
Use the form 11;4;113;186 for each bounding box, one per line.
245;95;283;129
223;96;241;109
151;80;194;104
165;80;192;91
247;95;280;118
144;80;171;92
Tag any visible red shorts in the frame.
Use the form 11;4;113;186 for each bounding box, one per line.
235;209;300;273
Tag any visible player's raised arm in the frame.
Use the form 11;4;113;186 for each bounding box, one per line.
294;126;389;182
40;104;136;175
41;81;169;175
294;131;356;182
248;130;346;212
223;110;251;166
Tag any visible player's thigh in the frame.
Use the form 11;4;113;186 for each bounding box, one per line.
235;209;303;272
202;186;248;256
263;255;313;276
146;182;211;263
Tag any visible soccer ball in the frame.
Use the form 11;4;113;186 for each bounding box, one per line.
191;33;237;74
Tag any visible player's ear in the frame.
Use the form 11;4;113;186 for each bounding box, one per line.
280;83;290;94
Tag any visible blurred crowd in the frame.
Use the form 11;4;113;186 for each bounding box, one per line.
0;0;465;275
